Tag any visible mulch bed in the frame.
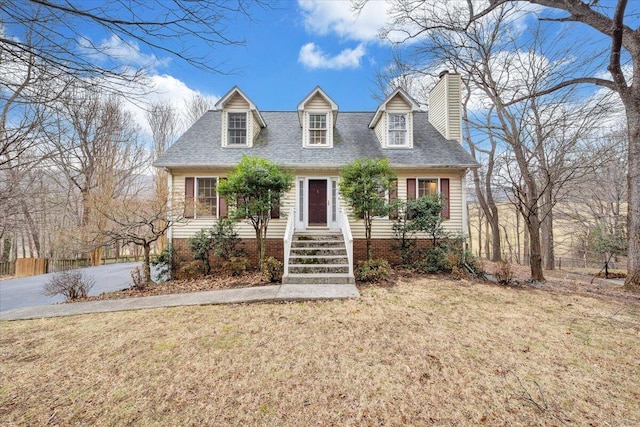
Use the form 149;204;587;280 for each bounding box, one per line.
79;271;268;302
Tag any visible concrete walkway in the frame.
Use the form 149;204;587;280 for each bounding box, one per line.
0;284;360;321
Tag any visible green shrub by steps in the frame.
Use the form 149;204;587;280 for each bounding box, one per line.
262;256;284;283
357;259;391;282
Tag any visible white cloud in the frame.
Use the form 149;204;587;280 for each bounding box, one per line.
298;42;366;70
121;74;219;136
78;34;172;72
298;0;389;42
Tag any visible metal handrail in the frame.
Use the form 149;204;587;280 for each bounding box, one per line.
338;207;354;277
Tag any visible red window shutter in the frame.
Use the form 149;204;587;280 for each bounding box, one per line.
389;179;398;220
406;178;416;200
441;178;450;219
219;178;228;218
270;197;280;219
184;177;195;219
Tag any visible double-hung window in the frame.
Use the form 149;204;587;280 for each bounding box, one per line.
388;113;408;146
228;113;247;145
196;177;218;217
308;113;327;145
417;178;438;197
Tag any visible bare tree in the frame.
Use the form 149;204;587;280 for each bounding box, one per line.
381;1;620;282
183;93;212;128
470;0;640;289
0;1;266;94
47;86;148;265
99;197;180;286
147;101;179;253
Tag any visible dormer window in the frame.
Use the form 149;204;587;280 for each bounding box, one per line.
228;112;247;145
298;87;338;148
388;113;408;146
308;113;328;145
369;88;420;149
215;86;266;148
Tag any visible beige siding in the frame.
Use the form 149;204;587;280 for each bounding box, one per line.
226;93;250;110
386;94;410;112
251;112;261;145
374;114;386;146
349;170;465;239
446;76;462;141
171;169;295;239
429;80;447;139
428;73;462;141
305;93;331;110
171;168;466;241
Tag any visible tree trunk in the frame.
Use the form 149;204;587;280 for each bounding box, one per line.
365;214;373;260
256;226;264;270
477;212;483;258
541;187;555;270
523;213;530;264
623;96;640;290
484;220;491;260
527;213;545;281
490;215;502;261
143;243;153;284
516;205;521;264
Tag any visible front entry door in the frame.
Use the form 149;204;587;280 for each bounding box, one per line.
308;179;327;225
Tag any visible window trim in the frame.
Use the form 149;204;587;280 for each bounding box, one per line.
387;112;409;147
416;177;440;198
194;176;219;219
305;111;331;147
412;177;450;220
226;110;250;147
224;110;250;147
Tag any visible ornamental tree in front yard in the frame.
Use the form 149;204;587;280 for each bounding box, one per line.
339;158;396;260
218;156;293;269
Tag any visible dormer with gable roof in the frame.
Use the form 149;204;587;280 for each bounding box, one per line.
369;88;420;149
215;86;266;148
297;86;338;148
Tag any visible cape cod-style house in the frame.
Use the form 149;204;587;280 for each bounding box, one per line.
154;72;479;285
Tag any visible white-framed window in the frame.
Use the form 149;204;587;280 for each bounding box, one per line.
308;113;328;145
417;178;439;197
388;113;408;146
412;177;450;220
228;112;247;145
196;177;218;217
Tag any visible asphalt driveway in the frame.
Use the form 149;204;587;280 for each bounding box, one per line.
0;262;144;312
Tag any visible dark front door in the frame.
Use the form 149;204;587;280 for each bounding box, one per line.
308;179;327;225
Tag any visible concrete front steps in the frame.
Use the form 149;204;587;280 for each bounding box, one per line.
283;231;355;285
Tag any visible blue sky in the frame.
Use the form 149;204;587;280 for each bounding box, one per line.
5;0;636;134
149;1;394;112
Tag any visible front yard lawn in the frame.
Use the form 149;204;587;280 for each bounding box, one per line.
1;277;639;425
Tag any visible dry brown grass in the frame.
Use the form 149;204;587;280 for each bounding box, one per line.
1;277;640;426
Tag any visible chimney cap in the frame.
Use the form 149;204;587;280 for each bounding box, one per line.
439;70;450;79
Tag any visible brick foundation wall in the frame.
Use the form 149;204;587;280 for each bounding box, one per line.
353;239;442;265
172;237;446;270
172;238;284;268
173;237;396;268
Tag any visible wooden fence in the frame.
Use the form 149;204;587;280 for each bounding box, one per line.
0;257;142;278
15;258;48;278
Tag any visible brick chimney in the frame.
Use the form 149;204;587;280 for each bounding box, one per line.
428;71;462;142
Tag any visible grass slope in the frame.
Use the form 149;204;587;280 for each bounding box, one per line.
1;277;639;426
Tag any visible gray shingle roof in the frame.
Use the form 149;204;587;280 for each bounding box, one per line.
154;111;479;169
